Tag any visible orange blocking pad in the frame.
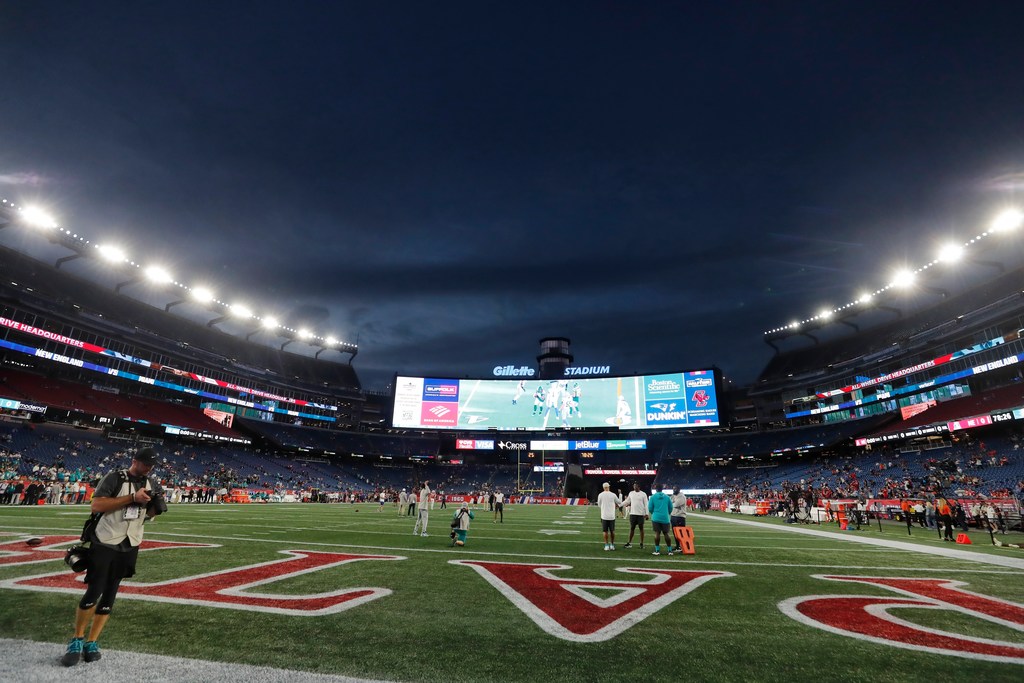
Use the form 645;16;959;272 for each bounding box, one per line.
955;533;972;545
673;526;695;555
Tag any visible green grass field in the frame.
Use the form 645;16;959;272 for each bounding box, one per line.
2;503;1023;682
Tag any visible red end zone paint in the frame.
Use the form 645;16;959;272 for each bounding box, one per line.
0;536;213;567
451;560;733;642
779;575;1024;664
6;550;404;616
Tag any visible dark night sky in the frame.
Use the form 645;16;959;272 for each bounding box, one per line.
2;2;1024;390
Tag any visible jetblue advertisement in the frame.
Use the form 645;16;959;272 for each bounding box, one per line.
391;370;720;431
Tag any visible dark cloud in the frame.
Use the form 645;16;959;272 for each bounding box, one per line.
2;3;1024;391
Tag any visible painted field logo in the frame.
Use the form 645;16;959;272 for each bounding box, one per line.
779;575;1024;664
0;536;213;568
4;550;405;616
451;560;732;642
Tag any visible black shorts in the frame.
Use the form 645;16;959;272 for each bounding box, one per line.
652;521;671;535
495;502;504;512
86;543;139;584
601;519;615;532
671;515;687;527
629;514;646;529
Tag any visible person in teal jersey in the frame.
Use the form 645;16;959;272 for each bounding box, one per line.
647;483;675;556
450;503;475;546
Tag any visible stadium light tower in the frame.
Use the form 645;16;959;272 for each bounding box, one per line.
120;264;174;294
166;284;214;312
937;244;963;263
281;328;311;351
991;208;1023;233
145;265;173;284
890;269;915;289
246;316;278;341
208;302;252;328
97;244;127;264
19;206;58;229
315;336;338;359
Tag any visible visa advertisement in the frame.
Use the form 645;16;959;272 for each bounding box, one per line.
391;370;720;431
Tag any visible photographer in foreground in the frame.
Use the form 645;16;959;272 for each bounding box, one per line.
61;448;166;667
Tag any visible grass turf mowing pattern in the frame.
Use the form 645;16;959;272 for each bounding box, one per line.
1;503;1022;682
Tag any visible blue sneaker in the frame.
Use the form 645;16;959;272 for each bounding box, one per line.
83;640;101;663
61;637;83;667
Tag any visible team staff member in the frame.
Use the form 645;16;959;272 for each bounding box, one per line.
936;496;955;541
493;490;504;523
413;480;431;537
61;448;165;667
622;482;649;549
597;482;620;551
670;488;688;554
648;483;675;556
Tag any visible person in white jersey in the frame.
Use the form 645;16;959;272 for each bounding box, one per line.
597;482;621;551
493;490;505;523
413;480;432;537
622;482;649;549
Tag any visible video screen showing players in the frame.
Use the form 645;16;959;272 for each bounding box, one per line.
390;370;719;431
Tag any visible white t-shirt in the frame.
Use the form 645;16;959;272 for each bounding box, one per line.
626;490;649;516
494;492;504;504
597;490;620;520
419;486;431;505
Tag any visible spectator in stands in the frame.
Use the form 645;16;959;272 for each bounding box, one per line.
61;448;165;667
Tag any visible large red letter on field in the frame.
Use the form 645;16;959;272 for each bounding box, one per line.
0;536;210;567
7;550;404;615
452;560;732;642
779;575;1024;663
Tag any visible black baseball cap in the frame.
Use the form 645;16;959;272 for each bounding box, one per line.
134;448;158;465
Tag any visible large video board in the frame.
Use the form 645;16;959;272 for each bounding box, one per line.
391;370;720;431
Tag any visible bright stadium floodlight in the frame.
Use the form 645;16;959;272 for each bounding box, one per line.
231;303;252;319
890;269;915;288
191;286;214;303
144;265;172;284
297;328;312;340
20;206;57;229
325;336;338;346
97;244;127;264
262;316;279;330
858;292;873;304
991;208;1023;233
937;243;964;263
818;309;833;320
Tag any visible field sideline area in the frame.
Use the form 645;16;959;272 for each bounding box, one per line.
2;502;1023;682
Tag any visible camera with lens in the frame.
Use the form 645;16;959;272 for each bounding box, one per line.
64;544;90;573
147;489;168;516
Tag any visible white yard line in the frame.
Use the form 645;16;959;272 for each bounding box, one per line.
691;512;1024;571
